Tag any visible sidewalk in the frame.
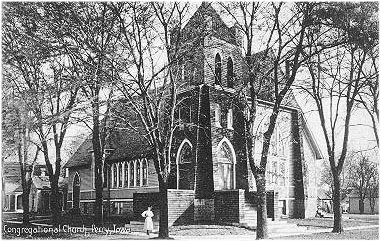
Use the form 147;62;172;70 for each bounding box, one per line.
171;225;379;240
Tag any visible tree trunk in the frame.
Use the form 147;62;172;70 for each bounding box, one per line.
50;180;61;227
92;94;104;225
158;177;169;239
332;173;343;233
359;199;365;214
22;190;30;225
18;136;31;225
369;197;375;214
255;173;268;239
94;161;104;225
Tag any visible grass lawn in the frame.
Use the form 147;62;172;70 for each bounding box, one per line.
287;217;379;229
273;228;379;240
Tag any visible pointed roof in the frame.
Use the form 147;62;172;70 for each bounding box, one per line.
64;100;152;168
180;2;239;46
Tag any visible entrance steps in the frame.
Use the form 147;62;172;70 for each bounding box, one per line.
240;218;308;235
129;220;159;233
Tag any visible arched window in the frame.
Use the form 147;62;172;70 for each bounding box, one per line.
279;159;286;186
130;161;135;187
215;53;221;85
119;162;123;187
176;140;195;190
124;162;129;187
142;159;148;186
271;160;277;184
227;57;234;88
73;173;80;210
217;139;236;190
215;104;221;127
113;164;117;188
227;108;233;129
136;160;141;186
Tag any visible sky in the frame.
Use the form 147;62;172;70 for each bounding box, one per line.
10;1;377;167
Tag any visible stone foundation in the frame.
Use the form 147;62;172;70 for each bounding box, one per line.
214;189;257;225
194;199;214;222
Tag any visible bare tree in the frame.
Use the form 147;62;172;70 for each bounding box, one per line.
2;90;40;224
300;2;378;232
357;47;379;147
110;2;190;238
220;2;320;238
348;153;378;214
320;158;352;203
367;166;379;214
40;2;121;224
2;2;80;225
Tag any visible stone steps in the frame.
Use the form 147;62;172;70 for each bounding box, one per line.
129;220;159;232
241;219;307;234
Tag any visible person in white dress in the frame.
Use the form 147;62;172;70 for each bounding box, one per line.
141;206;154;235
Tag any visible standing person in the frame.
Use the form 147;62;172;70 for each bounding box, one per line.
141;206;154;236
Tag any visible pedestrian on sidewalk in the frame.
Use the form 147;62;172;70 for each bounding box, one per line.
141;206;154;236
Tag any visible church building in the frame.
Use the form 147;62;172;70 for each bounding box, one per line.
64;3;323;227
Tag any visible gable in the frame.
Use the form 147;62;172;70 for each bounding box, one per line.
65;100;153;168
64;135;93;168
181;2;238;46
300;114;323;160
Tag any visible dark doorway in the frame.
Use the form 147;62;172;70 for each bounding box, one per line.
266;191;274;220
42;192;50;212
16;195;22;210
9;195;15;211
73;173;80;211
178;142;195;190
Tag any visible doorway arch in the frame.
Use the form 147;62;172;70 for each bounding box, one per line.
176;139;195;190
216;137;236;190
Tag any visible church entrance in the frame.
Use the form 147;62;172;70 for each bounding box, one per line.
177;140;195;190
266;191;275;220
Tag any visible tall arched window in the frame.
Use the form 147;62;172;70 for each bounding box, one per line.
124;161;129;187
142;159;148;186
227;57;234;88
176;140;195;190
215;53;221;85
136;160;141;186
118;162;123;187
130;161;135;187
73;173;80;210
217;139;236;190
113;164;117;188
